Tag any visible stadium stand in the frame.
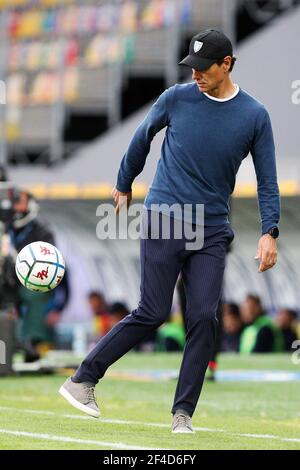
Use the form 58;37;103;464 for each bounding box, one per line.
0;0;237;164
7;3;300;190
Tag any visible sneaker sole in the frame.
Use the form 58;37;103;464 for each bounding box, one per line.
59;385;100;418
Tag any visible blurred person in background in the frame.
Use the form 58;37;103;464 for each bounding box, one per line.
109;301;157;352
109;301;130;328
88;291;111;338
221;302;243;352
276;308;298;351
239;294;283;353
0;165;7;183
0;171;18;311
10;190;69;361
156;310;186;352
0;167;19;375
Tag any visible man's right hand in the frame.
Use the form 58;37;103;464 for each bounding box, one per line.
111;187;132;214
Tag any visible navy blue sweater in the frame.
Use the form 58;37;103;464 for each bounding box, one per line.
116;83;280;233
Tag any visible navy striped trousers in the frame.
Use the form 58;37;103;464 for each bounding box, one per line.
74;211;234;417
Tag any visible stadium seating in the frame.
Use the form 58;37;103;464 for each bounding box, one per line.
1;0;231;163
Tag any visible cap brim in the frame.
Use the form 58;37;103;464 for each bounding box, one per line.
179;55;215;71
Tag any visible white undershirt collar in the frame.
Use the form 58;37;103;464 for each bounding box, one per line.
203;84;240;102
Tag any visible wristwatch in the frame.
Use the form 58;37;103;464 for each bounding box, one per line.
267;227;279;239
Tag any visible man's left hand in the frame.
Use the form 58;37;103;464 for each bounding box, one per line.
255;234;278;273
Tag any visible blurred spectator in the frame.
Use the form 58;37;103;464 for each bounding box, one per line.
239;294;283;353
221;302;243;352
0;165;7;182
10;190;69;361
156;313;185;352
276;309;298;351
108;300;156;352
109;301;130;327
88;291;111;337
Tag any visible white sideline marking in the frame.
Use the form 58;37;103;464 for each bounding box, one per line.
0;428;162;450
0;406;300;445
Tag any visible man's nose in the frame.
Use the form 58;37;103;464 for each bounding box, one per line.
192;69;202;80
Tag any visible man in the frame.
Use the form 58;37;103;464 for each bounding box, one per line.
276;308;298;352
221;302;243;352
88;291;112;338
10;190;69;361
239;294;283;353
59;29;280;433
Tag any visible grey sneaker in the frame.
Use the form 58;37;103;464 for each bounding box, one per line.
59;377;100;418
172;411;195;434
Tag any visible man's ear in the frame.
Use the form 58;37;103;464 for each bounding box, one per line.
223;56;232;72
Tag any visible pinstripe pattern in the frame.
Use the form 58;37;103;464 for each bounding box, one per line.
74;211;234;417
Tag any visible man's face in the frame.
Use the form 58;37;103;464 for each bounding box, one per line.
223;312;241;335
192;56;231;93
276;310;294;329
14;191;29;214
88;295;105;315
240;298;261;325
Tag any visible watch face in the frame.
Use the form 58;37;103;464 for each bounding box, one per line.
269;227;279;238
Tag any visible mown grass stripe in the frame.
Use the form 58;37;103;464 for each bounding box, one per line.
0;428;162;450
0;406;299;444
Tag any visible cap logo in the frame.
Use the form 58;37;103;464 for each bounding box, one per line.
194;41;203;53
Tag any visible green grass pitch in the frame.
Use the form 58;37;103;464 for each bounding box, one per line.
0;353;299;450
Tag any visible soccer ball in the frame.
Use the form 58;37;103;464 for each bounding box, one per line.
15;241;65;292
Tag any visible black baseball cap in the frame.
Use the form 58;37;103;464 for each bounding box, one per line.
179;29;233;71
